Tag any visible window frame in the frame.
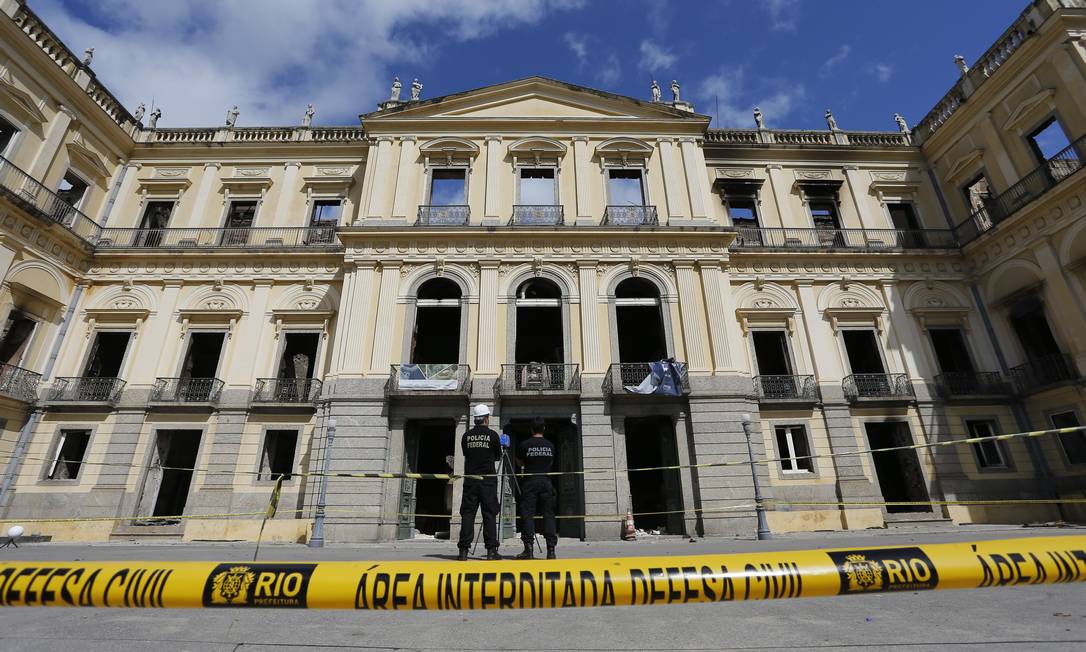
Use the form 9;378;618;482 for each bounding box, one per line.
0;111;24;159
308;198;343;227
838;326;890;376
749;327;797;377
175;328;230;380
426;166;470;206
77;328;135;380
256;427;301;483
774;424;815;475
56;168;91;210
137;199;176;230
0;309;39;368
220;198;260;230
926;326;978;375
605;166;649;207
270;328;324;381
885;201;921;231
960;172;993;216
44;428;93;482
964;419;1010;470
1025;115;1072;165
1047;409;1086;466
515;165;560;206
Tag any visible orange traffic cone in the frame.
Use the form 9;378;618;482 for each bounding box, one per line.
621;510;636;541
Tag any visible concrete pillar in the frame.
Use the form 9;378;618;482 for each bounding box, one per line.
675;261;711;372
26;105;74;182
365;136;395;219
390;136;418;220
1051;46;1086;136
656;138;685;221
239;280;273;383
1033;239;1086;366
476;261;499;375
102;163;141;227
577;261;603;373
579;395;618;539
842;166;874;228
979;113;1020;189
331;262;377;377
880;281;935;381
180;162;221;229
270;162;301;226
678;137;708;219
698;261;732;371
483;135;502;224
764;164;789;228
140;280;183;382
573;136;593;224
367;262;401;374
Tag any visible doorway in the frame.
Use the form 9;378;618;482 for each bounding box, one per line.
624;416;684;534
615;278;667;362
751;330;796;398
504;417;584;539
864;422;931;513
136;429;203;522
402;421;456;537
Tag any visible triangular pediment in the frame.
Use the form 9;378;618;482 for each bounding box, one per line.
1002;88;1056;133
363;77;709;124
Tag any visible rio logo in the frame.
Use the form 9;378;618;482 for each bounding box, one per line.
827;547;939;594
202;563;316;608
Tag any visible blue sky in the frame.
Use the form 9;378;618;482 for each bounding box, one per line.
36;0;1025;131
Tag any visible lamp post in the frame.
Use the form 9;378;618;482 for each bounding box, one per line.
741;413;772;540
309;417;336;548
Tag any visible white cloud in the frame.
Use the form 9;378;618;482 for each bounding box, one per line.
696;67;805;128
564;32;589;66
762;0;800;32
638;40;677;72
33;0;584;127
869;63;893;82
820;45;851;76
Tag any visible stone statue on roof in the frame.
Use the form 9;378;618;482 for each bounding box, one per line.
651;80;661;103
390;77;402;101
303;104;315;127
148;108;161;129
825;108;838;131
753;107;765;129
670;79;680;102
893;113;910;134
82;47;93;66
226;105;239;128
133;103;145;122
411;78;423;101
954;55;969;75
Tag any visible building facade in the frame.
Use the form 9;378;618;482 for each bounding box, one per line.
0;0;1084;543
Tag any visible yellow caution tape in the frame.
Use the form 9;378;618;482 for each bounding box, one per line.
0;536;1082;609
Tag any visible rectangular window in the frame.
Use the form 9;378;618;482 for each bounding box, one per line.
887;202;920;231
927;328;975;373
136;200;174;247
1008;296;1062;360
260;429;299;480
56;171;89;208
809;201;840;229
719;181;761;226
607;169;645;206
221;200;257;245
0;116;18;155
0;311;37;367
1028;117;1071;162
429;169;467;205
517;168;556;205
82;331;132;378
775;425;814;473
751;330;793;375
47;430;91;480
309;199;342;226
963;175;991;213
965;420;1008;469
727;200;759;225
842;330;886;374
1050;411;1086;465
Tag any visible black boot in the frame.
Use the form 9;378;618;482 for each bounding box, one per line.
515;541;534;560
546;546;556;560
457;548;469;561
486;548;502;560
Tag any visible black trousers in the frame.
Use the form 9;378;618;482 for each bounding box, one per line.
458;479;498;550
519;479;557;547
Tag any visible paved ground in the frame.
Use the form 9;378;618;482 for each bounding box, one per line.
0;523;1084;651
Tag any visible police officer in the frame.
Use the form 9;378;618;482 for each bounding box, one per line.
457;403;502;561
515;417;557;559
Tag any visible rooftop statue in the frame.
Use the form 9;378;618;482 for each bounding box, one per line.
670;79;680;102
651;80;661;103
133;103;145;122
226;105;239;128
411;78;423;101
82;47;93;66
148;108;161;129
825;108;839;131
753;107;765;130
303;104;315;127
390;77;402;102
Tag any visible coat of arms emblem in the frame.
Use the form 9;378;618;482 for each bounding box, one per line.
210;565;257;604
842;554;883;591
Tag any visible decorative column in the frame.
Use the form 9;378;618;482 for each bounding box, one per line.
483;135;502;224
795;282;843;379
331;261;377;377
573;136;593;224
270;161;302;226
390;136;418;220
978;113;1019;189
656;137;685;221
674;261;710;372
365;136;395;219
577;261;603;373
763;164;789;228
27;104;75;182
101;162;141;227
698;261;732;371
678;137;708;220
179;162;221;228
879;281;934;381
1033;240;1086;360
476;261;500;374
367;261;401;374
842;165;873;228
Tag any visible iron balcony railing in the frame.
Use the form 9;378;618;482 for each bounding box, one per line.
603;362;690;396
843;373;914;401
151;377;225;403
253;378;323;403
752;375;818;402
417;205;470;226
48;377;125;403
0;155;102;244
955;134;1086;244
603;205;658;226
934;371;1012;398
732;226;957;250
510;205;564;226
496;363;580;395
1009;354;1080;395
388;364;471;395
96;225;338;249
0;363;41;403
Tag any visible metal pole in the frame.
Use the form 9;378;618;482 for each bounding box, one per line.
309;418;336;548
741;413;772;540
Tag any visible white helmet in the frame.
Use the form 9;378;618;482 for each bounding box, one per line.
471;403;491;418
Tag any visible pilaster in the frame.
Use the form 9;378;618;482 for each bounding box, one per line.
573;136;593;224
390;136;418;220
483;135;502;224
365;136;395;219
697;261;732;371
180;162;221;229
27;104;74;182
367;261;402;374
678;137;708;220
476;260;500;374
577;261;603;373
270;162;301;226
674;261;710;372
656;138;685;220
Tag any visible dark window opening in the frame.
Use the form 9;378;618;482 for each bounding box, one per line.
887;202;920;231
842;330;886;374
809;201;840;230
221;200;257;245
83;331;131;378
430;169;466;205
752;331;793;375
136;201;174;247
518;168;556;205
1009;296;1062;360
309;200;342;226
47;429;90;480
504;418;583;539
140;430;202;520
965;420;1007;469
865;422;931;513
727;200;759;225
1050;411;1086;465
0;116;17;154
411;279;462;364
401;421;456;536
515;279;563;364
1028;117;1071;162
928;328;975;373
624;416;684;534
608;169;645;206
182;332;226;379
260;429;298;480
615;278;666;362
775;425;813;473
274;332;319;400
0;311;37;366
56;171;89;208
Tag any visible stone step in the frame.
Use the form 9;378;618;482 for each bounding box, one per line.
883;511;954;526
110;523;185;540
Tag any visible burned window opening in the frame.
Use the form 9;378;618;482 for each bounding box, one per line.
46;429;90;480
615;278;666;362
0;115;17;154
182;332;226;379
429;169;467;205
57;170;89;208
1008;296;1062;360
751;331;793;375
83;331;131;378
260;429;298;480
136;201;174;247
0;311;37;366
928;328;975;373
842;330;885;374
607;169;645;206
221;200;257;246
515;278;563;364
142;430;202;520
1050;411;1086;465
518;167;557;205
411;279;462;364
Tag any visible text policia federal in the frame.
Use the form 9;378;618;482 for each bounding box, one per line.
0;537;1083;610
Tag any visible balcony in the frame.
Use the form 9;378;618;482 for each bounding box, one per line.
253;378;322;404
0;363;41;403
934;371;1012;399
510;205;564;226
731;227;957;250
603;205;658;226
955;134;1086;245
417;205;469;226
0;155;102;245
151;377;224;404
388;364;471;396
843;373;914;402
96;226;339;250
603;361;689;397
47;377;125;405
752;375;818;404
496;363;580;396
1009;354;1080;395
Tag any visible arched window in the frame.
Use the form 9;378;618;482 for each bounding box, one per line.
514;278;563;364
614;278;667;361
410;278;463;364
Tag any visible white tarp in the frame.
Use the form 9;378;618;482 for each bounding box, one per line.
397;363;460;390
